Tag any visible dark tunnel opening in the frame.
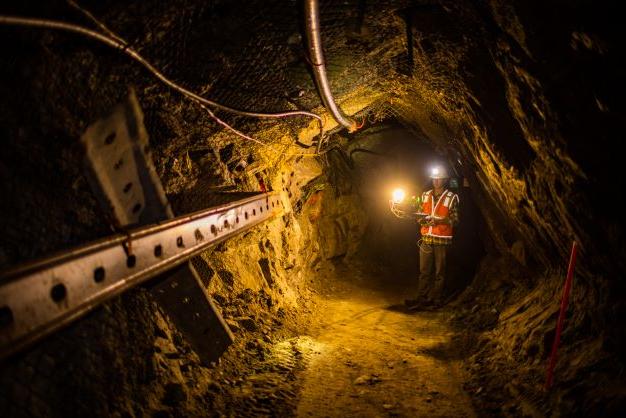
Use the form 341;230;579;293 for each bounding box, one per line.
341;122;486;300
1;1;625;417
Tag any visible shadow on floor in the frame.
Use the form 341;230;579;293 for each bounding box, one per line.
416;332;478;361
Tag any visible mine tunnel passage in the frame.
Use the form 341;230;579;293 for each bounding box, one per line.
0;120;491;417
1;0;625;417
289;124;486;417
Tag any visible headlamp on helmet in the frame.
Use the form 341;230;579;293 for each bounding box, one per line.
429;165;449;179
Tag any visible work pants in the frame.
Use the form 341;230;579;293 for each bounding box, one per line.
417;243;448;301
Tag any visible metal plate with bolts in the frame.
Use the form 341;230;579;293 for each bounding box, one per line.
82;90;235;364
0;190;286;360
80;89;173;227
150;262;235;365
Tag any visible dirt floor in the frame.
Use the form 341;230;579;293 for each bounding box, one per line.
202;260;480;417
1;254;559;417
295;266;475;417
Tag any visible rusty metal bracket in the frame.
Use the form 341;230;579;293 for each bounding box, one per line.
0;191;286;360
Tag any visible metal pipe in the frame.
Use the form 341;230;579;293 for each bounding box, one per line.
304;0;357;134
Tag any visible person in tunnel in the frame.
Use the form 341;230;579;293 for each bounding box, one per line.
405;166;459;309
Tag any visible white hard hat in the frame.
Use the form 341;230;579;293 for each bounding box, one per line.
429;166;449;179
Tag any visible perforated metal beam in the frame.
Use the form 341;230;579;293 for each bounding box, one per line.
0;191;288;360
80;89;236;365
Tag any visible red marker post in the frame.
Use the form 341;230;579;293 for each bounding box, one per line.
545;240;579;390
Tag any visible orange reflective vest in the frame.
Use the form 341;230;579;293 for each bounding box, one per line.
420;189;459;239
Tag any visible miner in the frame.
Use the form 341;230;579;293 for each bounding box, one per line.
406;166;459;309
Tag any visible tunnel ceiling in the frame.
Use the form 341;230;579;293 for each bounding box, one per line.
1;0;624;283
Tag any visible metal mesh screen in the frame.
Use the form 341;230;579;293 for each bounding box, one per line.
62;0;411;136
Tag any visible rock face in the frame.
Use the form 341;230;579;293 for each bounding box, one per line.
0;0;624;416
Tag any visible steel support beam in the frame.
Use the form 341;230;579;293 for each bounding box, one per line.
79;90;237;365
0;191;286;360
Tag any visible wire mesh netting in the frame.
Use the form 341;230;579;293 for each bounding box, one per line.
1;0;412;137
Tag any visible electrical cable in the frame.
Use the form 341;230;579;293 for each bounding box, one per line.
0;14;324;145
67;0;262;146
67;0;126;44
197;103;264;145
416;238;433;254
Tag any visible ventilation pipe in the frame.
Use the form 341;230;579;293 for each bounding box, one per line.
304;0;357;136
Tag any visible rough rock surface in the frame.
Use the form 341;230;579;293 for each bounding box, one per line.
1;0;624;416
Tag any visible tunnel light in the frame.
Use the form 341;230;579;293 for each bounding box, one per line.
392;188;406;204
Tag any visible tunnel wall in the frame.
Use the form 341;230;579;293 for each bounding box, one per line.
380;2;625;414
0;12;369;412
1;0;624;415
0;127;368;417
383;1;625;280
